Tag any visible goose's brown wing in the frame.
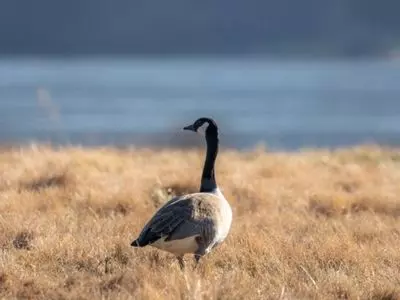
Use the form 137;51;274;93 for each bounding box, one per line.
132;193;219;247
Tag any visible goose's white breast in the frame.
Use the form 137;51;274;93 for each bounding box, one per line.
214;188;233;242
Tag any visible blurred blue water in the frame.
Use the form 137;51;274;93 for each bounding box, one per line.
1;57;400;150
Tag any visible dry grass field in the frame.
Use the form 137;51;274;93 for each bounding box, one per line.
0;144;400;299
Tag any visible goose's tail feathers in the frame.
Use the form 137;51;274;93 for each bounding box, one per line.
130;239;141;247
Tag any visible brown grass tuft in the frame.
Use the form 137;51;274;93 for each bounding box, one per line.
12;230;34;250
371;291;400;300
100;274;124;293
0;144;400;299
0;273;7;293
21;171;70;192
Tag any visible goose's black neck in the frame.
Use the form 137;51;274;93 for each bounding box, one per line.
200;124;219;193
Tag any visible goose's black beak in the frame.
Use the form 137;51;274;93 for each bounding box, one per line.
183;124;196;132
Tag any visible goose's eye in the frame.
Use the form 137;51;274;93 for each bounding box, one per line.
197;122;209;135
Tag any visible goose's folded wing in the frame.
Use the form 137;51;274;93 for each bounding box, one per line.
135;198;195;246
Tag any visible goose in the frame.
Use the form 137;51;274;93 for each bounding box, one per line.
130;117;232;270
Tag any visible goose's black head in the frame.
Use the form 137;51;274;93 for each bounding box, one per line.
183;117;218;137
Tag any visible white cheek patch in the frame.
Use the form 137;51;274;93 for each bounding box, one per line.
197;122;209;136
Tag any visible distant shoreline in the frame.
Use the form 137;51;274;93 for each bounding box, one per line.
0;141;399;154
0;53;398;61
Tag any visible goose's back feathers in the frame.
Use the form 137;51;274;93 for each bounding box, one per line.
133;191;232;255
